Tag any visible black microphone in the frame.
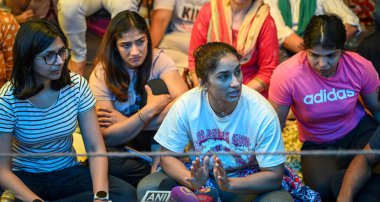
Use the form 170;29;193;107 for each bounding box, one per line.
0;190;15;202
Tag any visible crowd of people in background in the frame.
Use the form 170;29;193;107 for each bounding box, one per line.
0;0;379;201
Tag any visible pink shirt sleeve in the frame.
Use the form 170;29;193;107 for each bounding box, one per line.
188;3;211;71
89;64;114;101
151;49;178;79
268;54;302;106
254;15;279;86
358;56;380;94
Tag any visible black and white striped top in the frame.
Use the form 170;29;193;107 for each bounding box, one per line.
0;73;96;173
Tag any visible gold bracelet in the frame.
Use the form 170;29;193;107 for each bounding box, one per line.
137;109;148;125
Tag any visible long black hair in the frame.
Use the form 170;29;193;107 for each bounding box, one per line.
94;10;152;102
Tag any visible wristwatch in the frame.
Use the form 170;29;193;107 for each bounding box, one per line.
94;191;109;201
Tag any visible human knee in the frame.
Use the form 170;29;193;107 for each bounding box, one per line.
105;0;139;18
254;190;293;202
137;172;176;200
109;175;137;201
58;0;83;17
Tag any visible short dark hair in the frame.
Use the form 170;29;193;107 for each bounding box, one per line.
95;10;152;102
303;15;346;50
11;19;71;99
194;42;241;82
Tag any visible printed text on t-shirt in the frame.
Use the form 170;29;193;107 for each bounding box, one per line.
196;129;249;147
303;88;355;104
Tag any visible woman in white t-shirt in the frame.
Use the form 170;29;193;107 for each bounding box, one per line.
89;10;188;187
137;42;320;201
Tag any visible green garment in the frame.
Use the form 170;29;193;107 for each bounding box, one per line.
278;0;317;36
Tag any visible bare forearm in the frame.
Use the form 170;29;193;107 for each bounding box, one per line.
337;156;372;202
282;33;304;53
150;10;172;48
345;24;358;40
150;26;166;48
246;78;267;93
102;107;156;145
86;138;109;194
160;156;192;188
144;97;178;130
89;156;109;194
0;170;41;201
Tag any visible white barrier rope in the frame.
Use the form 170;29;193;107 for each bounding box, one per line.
0;150;379;158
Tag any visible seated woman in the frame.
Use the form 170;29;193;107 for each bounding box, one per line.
137;42;320;201
0;20;135;202
89;10;188;187
188;0;279;97
269;14;380;201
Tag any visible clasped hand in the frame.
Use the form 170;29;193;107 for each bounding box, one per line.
96;107;126;128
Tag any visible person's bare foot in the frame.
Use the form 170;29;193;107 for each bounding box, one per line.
68;60;86;76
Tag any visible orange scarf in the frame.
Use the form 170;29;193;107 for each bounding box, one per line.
208;0;269;64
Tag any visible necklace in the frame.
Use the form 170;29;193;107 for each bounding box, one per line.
210;105;230;118
208;94;237;118
217;111;226;117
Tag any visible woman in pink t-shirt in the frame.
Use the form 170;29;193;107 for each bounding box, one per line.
269;15;380;201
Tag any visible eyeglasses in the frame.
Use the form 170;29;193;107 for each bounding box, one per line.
36;48;71;65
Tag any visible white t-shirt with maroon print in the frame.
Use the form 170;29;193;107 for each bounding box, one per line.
154;85;285;177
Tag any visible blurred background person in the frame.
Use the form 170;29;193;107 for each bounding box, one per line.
0;10;19;87
57;0;140;75
149;0;208;75
356;1;380;74
4;0;58;24
264;0;361;61
188;0;279;97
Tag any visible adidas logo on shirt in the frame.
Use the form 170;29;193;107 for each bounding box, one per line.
303;88;355;104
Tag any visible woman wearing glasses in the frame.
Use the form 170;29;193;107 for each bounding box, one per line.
269;15;380;201
0;20;136;202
